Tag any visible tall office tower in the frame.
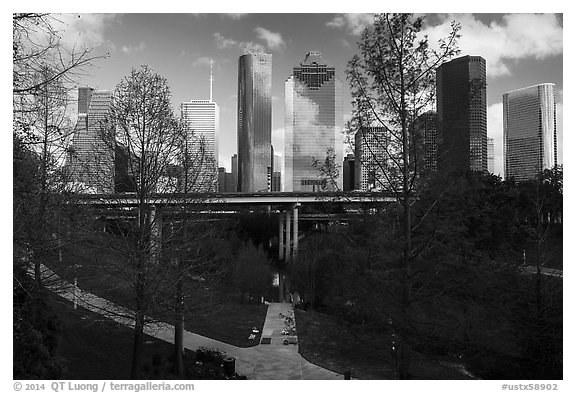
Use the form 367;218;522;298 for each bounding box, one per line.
237;52;272;192
436;55;487;172
271;153;282;191
354;126;391;191
180;99;219;192
343;154;355;191
217;167;226;192
231;154;238;192
272;171;281;192
69;88;115;193
415;110;438;173
487;137;495;174
503;83;557;181
180;61;219;192
284;52;343;192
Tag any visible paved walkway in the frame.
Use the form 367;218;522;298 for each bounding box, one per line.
38;264;342;380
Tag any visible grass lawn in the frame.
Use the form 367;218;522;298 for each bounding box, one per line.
295;309;473;380
47;234;267;348
52;294;177;379
52;294;246;379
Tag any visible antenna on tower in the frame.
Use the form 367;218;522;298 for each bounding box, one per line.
209;59;213;102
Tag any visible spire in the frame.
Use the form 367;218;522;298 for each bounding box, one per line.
209;59;213;102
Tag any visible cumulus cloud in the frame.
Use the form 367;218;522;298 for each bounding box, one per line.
191;56;229;69
225;13;248;20
214;32;237;49
121;42;146;54
191;56;213;67
254;27;285;51
213;32;265;53
422;13;563;77
326;13;374;36
55;13;118;50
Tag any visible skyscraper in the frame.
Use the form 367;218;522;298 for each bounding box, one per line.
343;154;355;191
231;154;238;192
415;110;438;174
503;83;557;181
180;99;219;192
487;137;495;174
436;55;487;173
69;88;115;193
180;63;219;192
354;126;391;191
237;53;272;192
284;51;343;192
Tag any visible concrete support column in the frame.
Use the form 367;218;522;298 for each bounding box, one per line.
286;210;292;263
278;213;284;261
293;206;299;259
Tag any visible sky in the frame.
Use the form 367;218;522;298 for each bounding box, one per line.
28;11;564;175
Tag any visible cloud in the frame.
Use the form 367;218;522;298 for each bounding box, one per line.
191;56;229;69
240;41;266;53
422;13;563;77
214;32;237;49
121;42;146;54
213;32;265;53
225;13;248;20
254;27;285;51
191;56;213;67
55;13;118;50
326;14;374;36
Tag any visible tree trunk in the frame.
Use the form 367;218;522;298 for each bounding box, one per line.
130;308;145;379
174;279;185;377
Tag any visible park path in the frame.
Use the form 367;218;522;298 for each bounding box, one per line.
37;264;342;380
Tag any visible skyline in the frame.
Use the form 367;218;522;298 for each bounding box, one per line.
42;12;562;176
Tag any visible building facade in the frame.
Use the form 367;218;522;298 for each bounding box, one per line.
231;154;238;192
284;52;343;192
180;99;219;192
68;88;115;193
354;126;391;191
487;137;495;174
343;154;355;191
503;83;557;181
436;55;487;173
237;53;272;192
415;110;438;174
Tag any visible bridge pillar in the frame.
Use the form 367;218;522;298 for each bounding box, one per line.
293;205;299;259
286;210;292;263
150;205;162;264
278;213;284;261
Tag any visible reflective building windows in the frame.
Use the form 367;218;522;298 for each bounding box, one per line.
503;83;557;181
284;52;343;192
237;53;272;192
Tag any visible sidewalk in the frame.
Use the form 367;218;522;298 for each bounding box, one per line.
38;264;342;380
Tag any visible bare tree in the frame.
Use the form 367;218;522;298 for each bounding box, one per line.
346;13;460;378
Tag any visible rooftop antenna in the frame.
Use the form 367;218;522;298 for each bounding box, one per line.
209;59;213;102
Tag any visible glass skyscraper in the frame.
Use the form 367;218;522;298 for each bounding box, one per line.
503;83;557;181
284;52;343;192
487;137;495;174
180;99;219;192
237;53;272;192
354;126;391;191
69;87;115;193
436;55;487;173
